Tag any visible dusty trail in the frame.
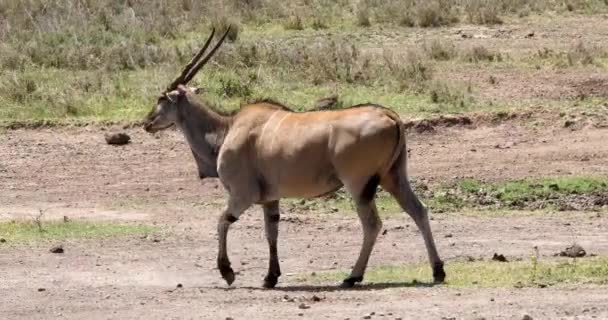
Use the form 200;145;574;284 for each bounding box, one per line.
1;120;607;319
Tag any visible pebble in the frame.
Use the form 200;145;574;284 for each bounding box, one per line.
298;303;310;310
49;245;64;254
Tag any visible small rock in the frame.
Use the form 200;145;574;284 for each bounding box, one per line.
50;245;64;254
311;295;322;302
38;288;46;292
226;317;234;320
564;120;576;128
492;253;508;262
444;233;453;238
363;316;372;320
525;32;535;38
298;303;310;310
298;313;304;317
0;238;6;243
382;229;388;235
522;315;533;320
313;95;339;110
104;132;131;145
176;283;183;288
559;244;586;258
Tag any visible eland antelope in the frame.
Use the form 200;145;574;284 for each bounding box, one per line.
143;27;445;288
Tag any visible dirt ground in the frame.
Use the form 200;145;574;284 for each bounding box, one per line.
2;15;608;320
1;112;607;320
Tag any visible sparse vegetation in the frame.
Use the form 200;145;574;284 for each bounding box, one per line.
0;219;157;243
423;39;457;61
305;175;608;215
462;45;503;63
300;257;608;288
1;1;608;125
283;15;304;30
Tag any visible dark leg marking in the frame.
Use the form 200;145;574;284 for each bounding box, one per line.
268;214;280;223
360;174;380;202
225;215;238;223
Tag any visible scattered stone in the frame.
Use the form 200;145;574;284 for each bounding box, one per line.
226;317;234;320
104;132;131;145
525;31;535;38
564;120;576;128
0;238;6;243
298;313;304;317
382;229;388;235
492;253;508;262
50;245;64;254
298;303;310;310
444;233;453;238
176;283;183;288
363;316;372;320
522;315;533;320
313;95;339;110
311;295;323;302
559;244;586;258
38;288;46;292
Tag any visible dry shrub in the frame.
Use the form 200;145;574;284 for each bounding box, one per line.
464;0;503;25
283;14;304;30
356;6;371;27
415;0;459;28
462;45;502;63
424;39;457;61
567;41;598;66
383;49;433;92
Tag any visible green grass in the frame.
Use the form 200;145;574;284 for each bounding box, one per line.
300;257;608;288
0;219;158;243
458;176;608;202
303;175;608;215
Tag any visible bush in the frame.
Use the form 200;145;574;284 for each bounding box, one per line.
462;45;502;63
415;0;459;28
424;39;457;61
284;15;304;30
383;49;433;92
465;0;503;25
356;6;372;27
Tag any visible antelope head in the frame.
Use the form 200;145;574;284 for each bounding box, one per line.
144;27;231;133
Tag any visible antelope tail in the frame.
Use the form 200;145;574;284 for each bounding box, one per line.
382;110;406;177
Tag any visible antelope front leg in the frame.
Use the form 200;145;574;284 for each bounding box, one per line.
217;197;251;286
262;201;281;288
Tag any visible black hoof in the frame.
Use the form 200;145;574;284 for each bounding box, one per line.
433;261;446;283
263;274;279;289
219;265;235;286
340;276;363;288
